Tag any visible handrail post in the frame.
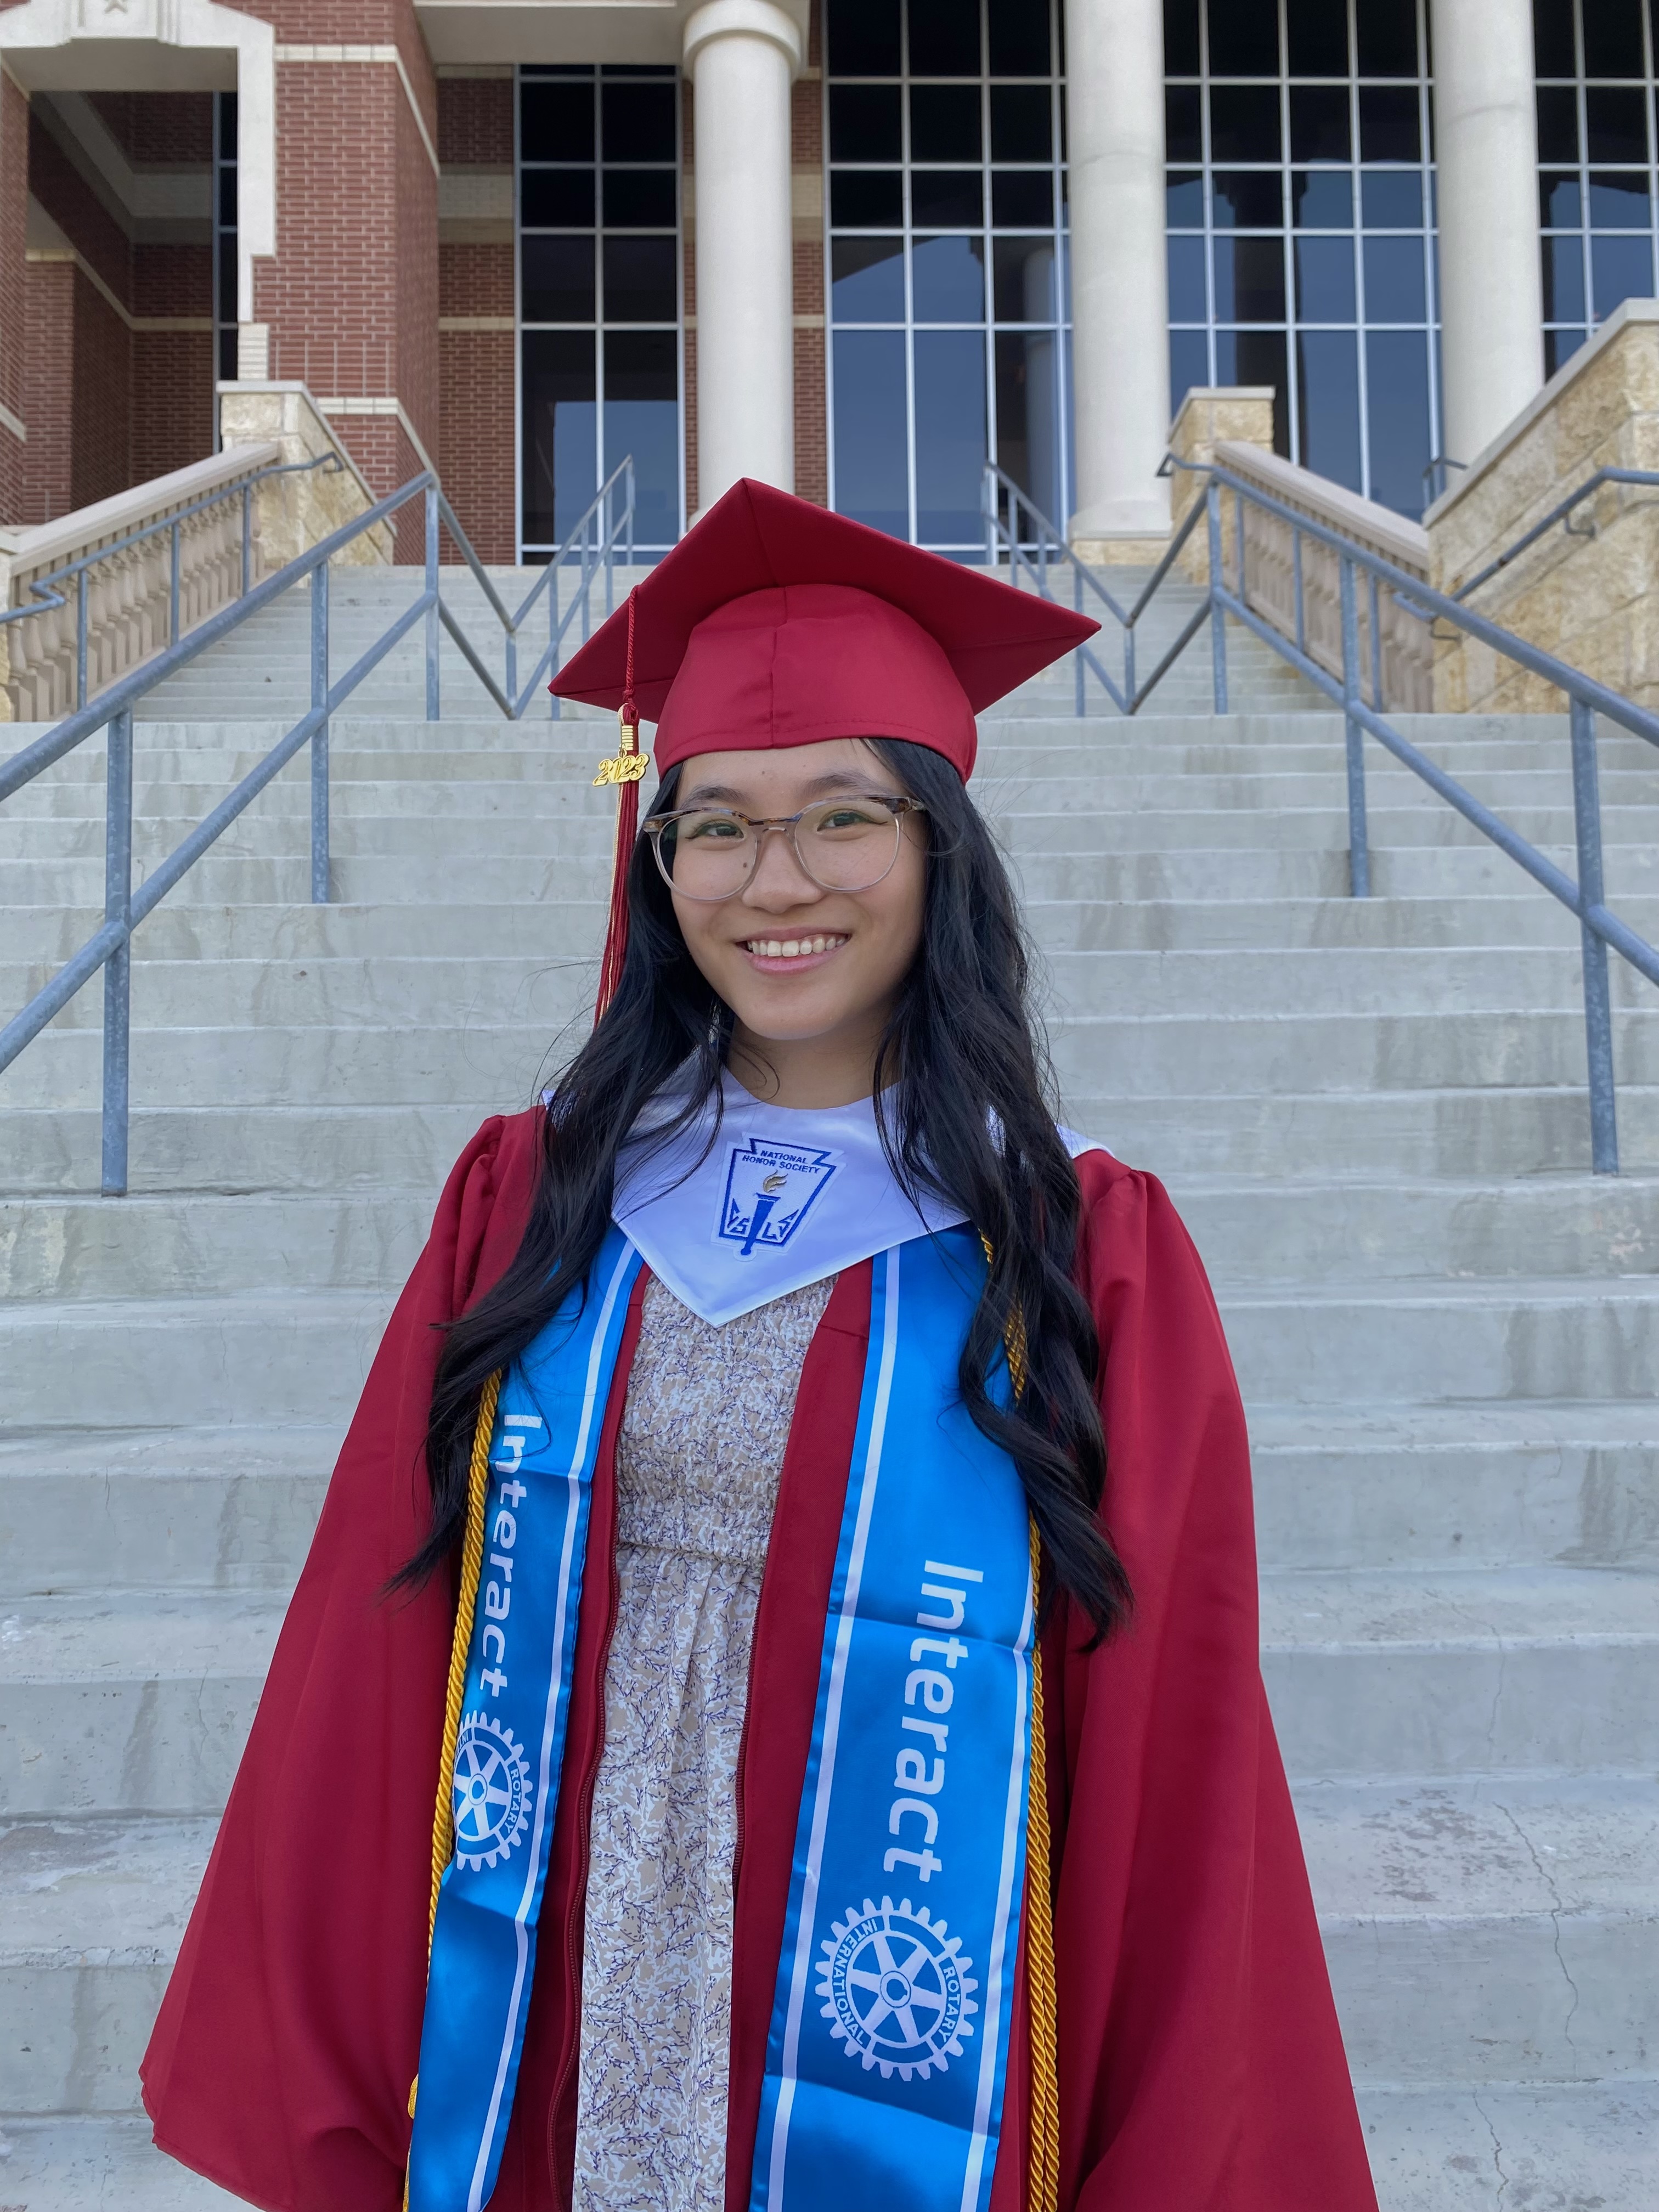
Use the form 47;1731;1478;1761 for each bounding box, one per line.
170;518;181;648
1234;486;1246;605
1293;524;1306;655
1570;697;1619;1173
242;483;252;596
76;571;89;711
100;707;134;1196
549;557;561;719
311;560;331;903
425;483;441;720
1205;480;1228;714
1339;554;1371;897
1368;573;1384;708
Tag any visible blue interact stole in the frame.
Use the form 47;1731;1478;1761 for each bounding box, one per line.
407;1229;644;2212
407;1224;1032;2212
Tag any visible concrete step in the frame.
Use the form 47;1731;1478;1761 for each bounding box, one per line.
1;1774;1650;2112
7;1176;1655;1306
1354;2079;1657;2212
1259;1567;1659;1777
1251;1402;1659;1572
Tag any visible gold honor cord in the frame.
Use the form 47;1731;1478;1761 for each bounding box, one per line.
406;1368;503;2193
979;1235;1059;2212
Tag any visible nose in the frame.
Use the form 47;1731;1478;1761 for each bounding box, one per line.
740;821;823;912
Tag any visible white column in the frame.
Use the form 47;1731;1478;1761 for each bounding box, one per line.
1430;0;1544;469
1064;0;1171;553
684;0;801;507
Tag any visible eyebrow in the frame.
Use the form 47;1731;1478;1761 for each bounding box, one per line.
678;770;894;807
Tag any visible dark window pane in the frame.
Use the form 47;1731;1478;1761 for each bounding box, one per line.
1214;326;1289;451
1536;86;1579;163
522;168;596;227
831;84;902;160
990;170;1052;225
1593;232;1655;318
832;235;905;321
602;169;675;227
909;0;980;75
603;329;677;545
828;0;900;74
601;80;674;161
1356;0;1418;76
1166;85;1202;162
217;247;235;321
1585;87;1649;165
1539;171;1582;227
1167;170;1205;224
1364;329;1430;516
988;0;1050;75
602;234;675;321
1287;0;1347;75
1293;168;1353;226
1589;172;1653;227
994;234;1058;320
1214;234;1286;320
833;329;907;535
1531;0;1576;76
1296;234;1356;319
1543;233;1587;323
995;330;1062;521
915;329;986;541
1212;170;1284;227
1359;87;1420;161
521;79;594;163
522;328;596;544
1164;0;1200;76
832;169;904;225
1361;169;1423;226
523;234;596;321
219;164;238;226
915;170;985;225
1544;325;1588;375
1170;327;1209;415
913;233;985;319
912;83;981;161
1167;233;1207;320
1364;234;1425;320
1207;0;1278;75
1583;0;1646;76
1210;84;1282;161
991;85;1051;161
1291;85;1351;162
1296;330;1361;490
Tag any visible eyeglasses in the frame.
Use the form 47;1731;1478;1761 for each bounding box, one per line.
643;793;927;901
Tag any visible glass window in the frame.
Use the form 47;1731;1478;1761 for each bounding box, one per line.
602;235;676;322
1543;234;1587;323
523;236;596;323
521;170;595;228
1169;327;1209;416
1207;0;1278;78
1292;168;1353;227
522;330;597;545
1358;87;1420;162
1364;329;1431;512
520;78;595;163
1296;330;1362;489
1585;87;1649;165
1534;4;1659;361
1588;172;1653;227
1361;168;1423;227
828;0;1071;547
1295;235;1356;321
1166;85;1204;162
1356;0;1418;77
1593;232;1655;315
1539;172;1582;227
1168;233;1208;321
1211;170;1284;227
1583;0;1646;77
1536;86;1580;165
602;170;676;227
1286;0;1347;76
1164;0;1201;80
1167;170;1205;224
1210;84;1282;162
1214;234;1287;321
1291;86;1351;163
827;0;901;76
601;80;675;158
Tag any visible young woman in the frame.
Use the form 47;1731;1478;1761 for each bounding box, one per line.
142;482;1378;2212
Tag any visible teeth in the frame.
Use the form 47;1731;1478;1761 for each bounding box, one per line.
746;934;845;960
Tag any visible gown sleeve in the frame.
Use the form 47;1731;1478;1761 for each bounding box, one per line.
139;1110;544;2212
1048;1152;1376;2211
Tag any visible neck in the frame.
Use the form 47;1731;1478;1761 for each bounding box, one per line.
726;1017;887;1109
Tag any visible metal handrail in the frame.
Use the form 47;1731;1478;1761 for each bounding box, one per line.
986;453;1659;1176
1452;466;1659;600
0;456;635;1193
1;452;342;713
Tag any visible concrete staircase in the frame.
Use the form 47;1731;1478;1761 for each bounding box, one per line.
2;582;1656;2208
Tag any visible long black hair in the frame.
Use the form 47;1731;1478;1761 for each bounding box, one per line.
405;739;1130;1643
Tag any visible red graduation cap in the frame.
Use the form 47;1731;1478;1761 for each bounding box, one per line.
551;479;1099;1015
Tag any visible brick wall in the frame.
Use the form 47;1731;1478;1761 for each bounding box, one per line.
73;274;133;507
0;69;27;523
88;91;213;166
438;76;512;166
437;74;513;562
21;259;72;524
441;332;514;563
29;106;132;304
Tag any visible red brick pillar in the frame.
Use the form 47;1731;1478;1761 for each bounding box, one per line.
437;71;515;565
257;0;439;555
0;67;27;524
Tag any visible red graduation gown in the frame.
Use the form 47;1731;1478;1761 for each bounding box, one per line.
140;1109;1377;2212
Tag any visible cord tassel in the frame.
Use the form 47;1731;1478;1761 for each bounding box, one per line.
1025;1520;1061;2212
405;1369;501;2192
592;588;649;1025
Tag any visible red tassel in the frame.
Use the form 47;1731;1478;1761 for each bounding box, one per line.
592;590;646;1026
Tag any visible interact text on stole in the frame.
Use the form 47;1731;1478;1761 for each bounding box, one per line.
479;1413;542;1697
887;1559;985;1883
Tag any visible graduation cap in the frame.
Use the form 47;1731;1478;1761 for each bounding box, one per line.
550;478;1099;1014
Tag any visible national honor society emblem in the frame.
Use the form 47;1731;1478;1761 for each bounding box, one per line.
817;1897;978;2082
717;1138;840;1257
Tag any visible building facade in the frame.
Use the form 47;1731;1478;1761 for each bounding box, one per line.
0;0;1652;561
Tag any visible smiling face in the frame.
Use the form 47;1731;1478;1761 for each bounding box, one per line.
662;738;929;1107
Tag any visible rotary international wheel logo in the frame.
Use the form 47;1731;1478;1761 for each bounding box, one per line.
451;1711;533;1871
816;1896;979;2081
